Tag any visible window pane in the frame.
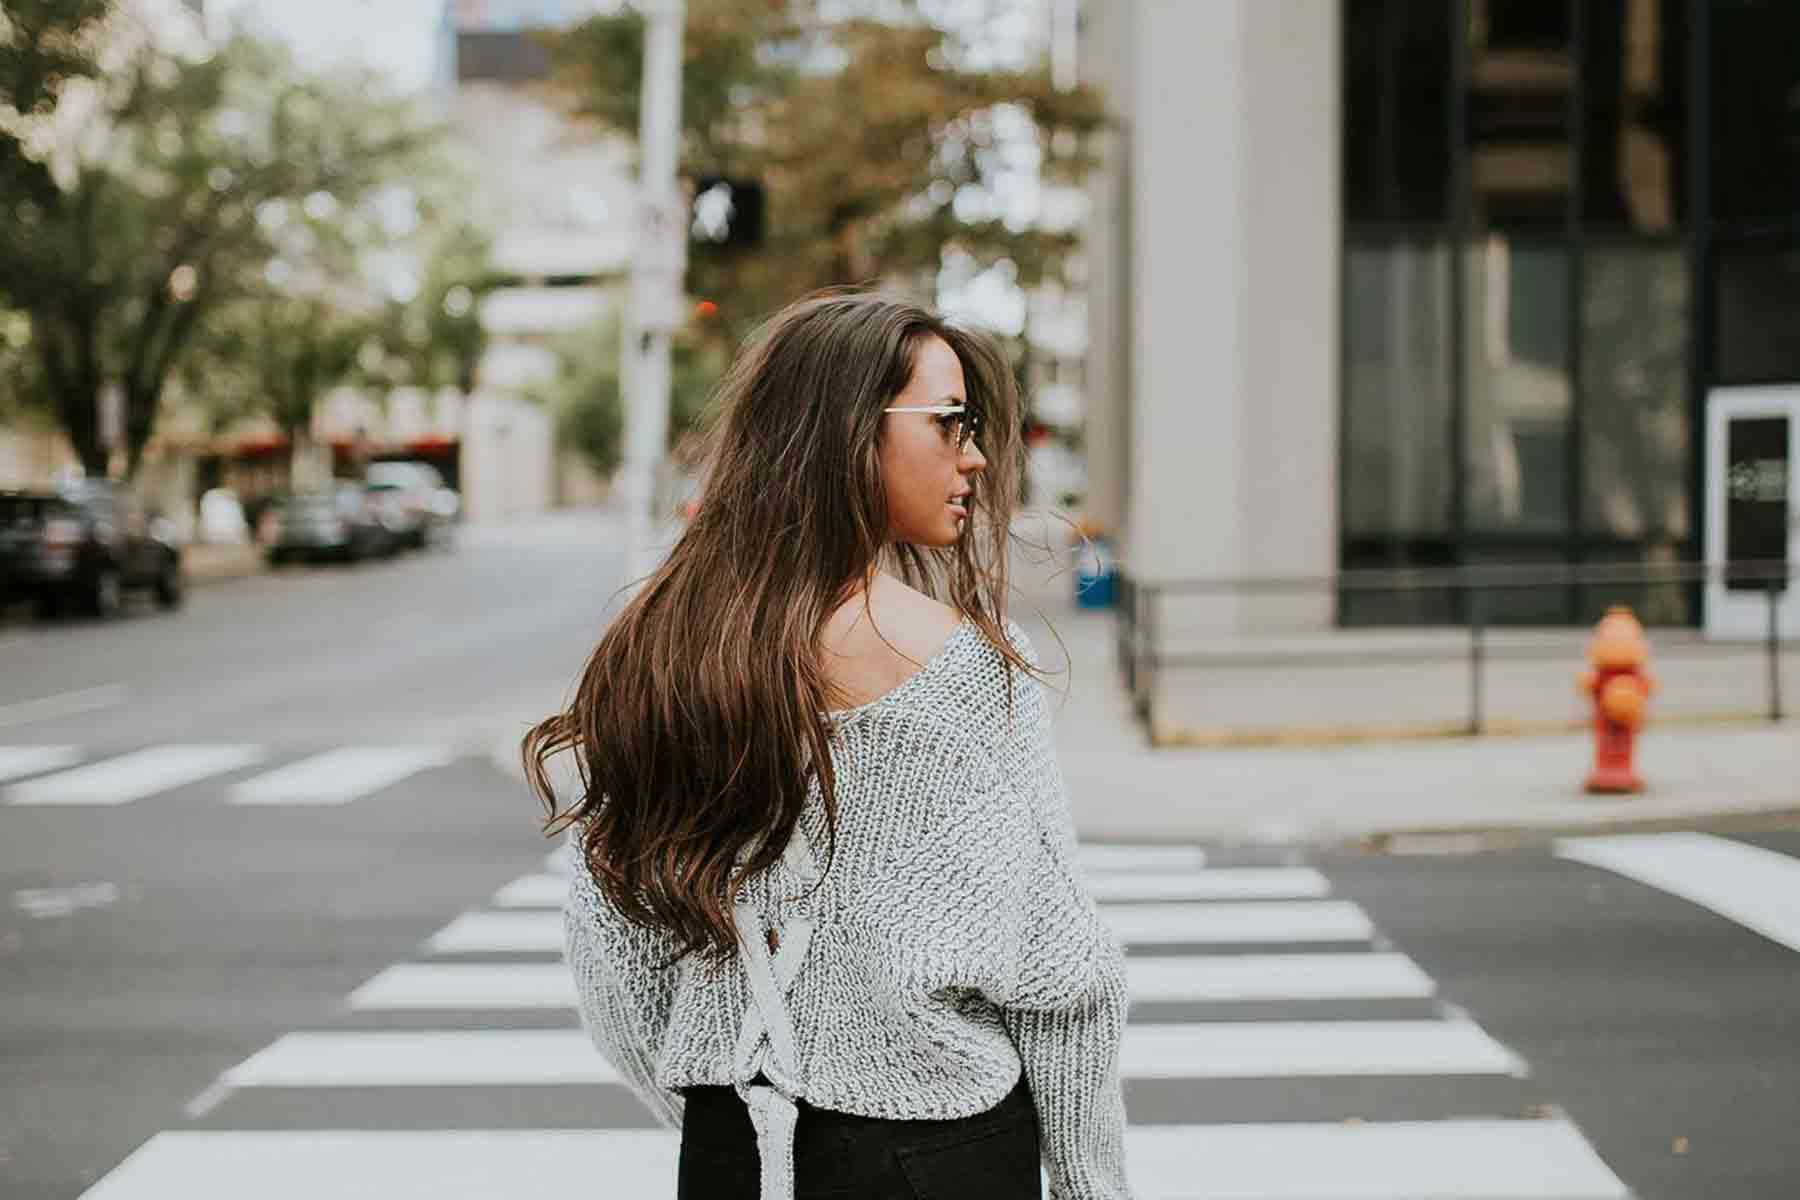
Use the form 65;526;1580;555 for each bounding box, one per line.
1466;0;1574;229
1717;243;1800;385
1344;240;1454;536
1463;238;1572;532
1710;0;1800;225
1576;543;1695;626
1580;246;1690;540
1345;0;1453;224
1580;0;1688;232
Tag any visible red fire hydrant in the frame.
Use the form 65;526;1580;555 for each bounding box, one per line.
1577;606;1656;794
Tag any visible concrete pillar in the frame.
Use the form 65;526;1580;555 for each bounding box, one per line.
1088;0;1340;633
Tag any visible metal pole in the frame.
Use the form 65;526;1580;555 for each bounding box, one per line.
1768;579;1784;722
1468;584;1486;735
622;0;687;586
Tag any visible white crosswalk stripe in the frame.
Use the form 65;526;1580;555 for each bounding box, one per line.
350;952;1439;1012
78;840;1631;1199
0;744;80;782
6;745;265;806
0;743;466;807
496;866;1333;908
227;747;458;806
79;1121;1631;1200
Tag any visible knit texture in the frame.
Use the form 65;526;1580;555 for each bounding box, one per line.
562;616;1133;1199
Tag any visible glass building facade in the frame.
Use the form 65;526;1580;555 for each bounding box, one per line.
1340;0;1800;625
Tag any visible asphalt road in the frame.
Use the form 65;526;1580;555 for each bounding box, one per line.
3;512;1798;1198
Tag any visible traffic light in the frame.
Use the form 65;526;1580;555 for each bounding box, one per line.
690;176;764;251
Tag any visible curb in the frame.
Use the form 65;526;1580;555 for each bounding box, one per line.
181;545;267;587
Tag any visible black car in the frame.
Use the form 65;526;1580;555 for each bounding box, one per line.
0;481;184;619
264;482;402;565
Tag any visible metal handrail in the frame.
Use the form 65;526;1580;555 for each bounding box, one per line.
1115;560;1793;736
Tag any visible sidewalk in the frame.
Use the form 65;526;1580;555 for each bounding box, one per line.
1005;525;1800;850
182;541;265;585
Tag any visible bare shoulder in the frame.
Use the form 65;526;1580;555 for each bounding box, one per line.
820;575;965;707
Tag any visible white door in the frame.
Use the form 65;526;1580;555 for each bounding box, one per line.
1705;385;1800;641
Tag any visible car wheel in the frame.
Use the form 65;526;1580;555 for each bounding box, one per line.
33;591;64;621
88;566;123;619
154;559;185;609
267;549;289;567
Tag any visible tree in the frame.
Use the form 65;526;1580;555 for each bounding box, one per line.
543;0;1109;353
0;13;437;479
538;309;730;479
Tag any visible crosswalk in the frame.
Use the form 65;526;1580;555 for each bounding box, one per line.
0;743;461;807
76;840;1635;1199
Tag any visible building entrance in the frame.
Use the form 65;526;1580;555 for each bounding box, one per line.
1705;386;1798;641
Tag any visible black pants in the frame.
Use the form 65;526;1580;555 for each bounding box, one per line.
677;1072;1041;1200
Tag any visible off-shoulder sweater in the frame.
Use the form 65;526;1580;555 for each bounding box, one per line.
561;615;1133;1199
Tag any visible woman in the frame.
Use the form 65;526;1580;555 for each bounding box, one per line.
522;288;1132;1199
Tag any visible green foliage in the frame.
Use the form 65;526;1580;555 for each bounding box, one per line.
544;0;1112;356
539;312;727;478
0;18;449;477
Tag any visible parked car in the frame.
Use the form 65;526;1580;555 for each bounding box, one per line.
364;461;459;550
0;481;183;619
264;482;402;565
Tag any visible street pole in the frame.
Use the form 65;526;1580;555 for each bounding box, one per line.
621;0;687;586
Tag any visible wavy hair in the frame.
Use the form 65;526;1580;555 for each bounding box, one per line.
521;287;1049;970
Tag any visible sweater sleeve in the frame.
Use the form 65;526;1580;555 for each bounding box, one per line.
561;834;687;1130
871;724;1134;1199
991;771;1134;1200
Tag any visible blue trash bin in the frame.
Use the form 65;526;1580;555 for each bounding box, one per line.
1074;536;1116;609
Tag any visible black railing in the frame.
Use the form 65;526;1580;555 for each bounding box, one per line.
1116;561;1793;737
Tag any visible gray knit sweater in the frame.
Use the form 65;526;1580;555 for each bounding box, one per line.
561;616;1133;1199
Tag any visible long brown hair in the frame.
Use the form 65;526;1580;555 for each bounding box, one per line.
522;287;1047;971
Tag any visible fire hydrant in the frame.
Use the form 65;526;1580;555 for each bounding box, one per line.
1577;606;1656;793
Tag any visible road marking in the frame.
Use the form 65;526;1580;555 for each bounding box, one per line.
492;874;565;907
1103;900;1376;945
511;866;1322;909
1088;868;1331;901
1554;831;1800;955
0;684;127;730
428;899;1378;955
349;951;1437;1012
13;881;119;919
348;963;578;1010
1129;952;1437;1002
220;1031;621;1087
426;911;563;954
5;745;265;806
1079;843;1208;872
0;745;81;782
76;1120;1631;1200
228;747;458;806
1121;1019;1528;1079
212;1017;1521;1090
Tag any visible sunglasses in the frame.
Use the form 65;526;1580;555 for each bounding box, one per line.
881;403;983;453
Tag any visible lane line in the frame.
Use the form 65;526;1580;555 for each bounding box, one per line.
1079;843;1209;872
350;952;1437;1012
79;1121;1631;1199
0;745;81;782
5;745;265;806
1121;1019;1529;1079
0;684;127;730
1129;952;1437;1003
228;747;458;806
213;1020;1522;1089
1555;831;1800;955
1104;901;1375;946
540;840;1213;879
428;900;1377;954
500;866;1330;908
